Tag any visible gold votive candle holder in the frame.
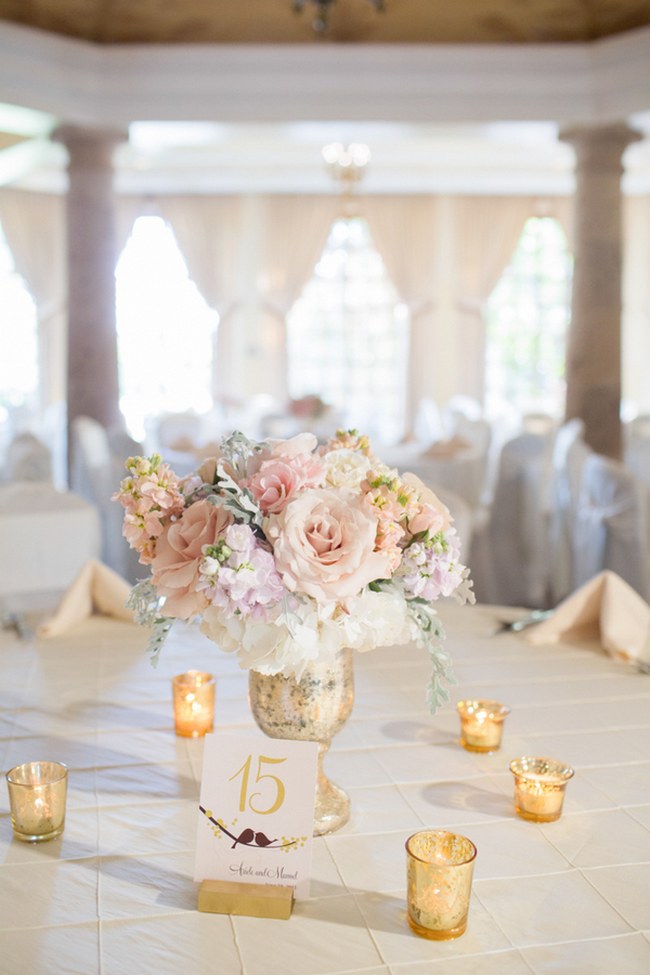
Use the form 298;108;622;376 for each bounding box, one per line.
172;670;215;738
5;761;68;842
405;830;477;941
509;757;574;823
456;699;510;753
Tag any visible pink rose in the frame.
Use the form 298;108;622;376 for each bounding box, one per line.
266;488;392;604
401;473;452;537
247;459;301;515
246;433;320;477
151;499;232;619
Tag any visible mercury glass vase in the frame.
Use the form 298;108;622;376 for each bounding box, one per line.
248;647;354;836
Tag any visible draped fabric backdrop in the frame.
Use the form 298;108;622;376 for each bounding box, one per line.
453;196;537;402
155;195;245;402
0;189;66;409
623;195;650;414
0;189;67;485
10;190;650;478
256;195;340;402
362;195;439;430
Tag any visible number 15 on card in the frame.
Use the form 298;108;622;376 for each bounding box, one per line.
194;734;318;899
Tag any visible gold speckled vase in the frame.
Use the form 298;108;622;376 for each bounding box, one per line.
248;647;354;836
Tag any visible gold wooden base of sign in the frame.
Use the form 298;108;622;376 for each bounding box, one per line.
197;879;295;919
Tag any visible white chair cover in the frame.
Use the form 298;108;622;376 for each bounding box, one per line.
548;419;592;604
623;418;650;561
573;454;650;599
486;432;550;608
0;482;101;610
4;433;53;483
71;416;142;584
426;483;474;558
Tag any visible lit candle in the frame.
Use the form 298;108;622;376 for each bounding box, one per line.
509;757;574;822
456;700;510;753
5;761;68;842
405;830;477;940
172;671;215;737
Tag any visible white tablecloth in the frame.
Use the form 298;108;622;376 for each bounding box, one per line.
1;603;649;974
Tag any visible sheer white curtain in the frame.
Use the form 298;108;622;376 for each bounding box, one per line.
115;196;150;258
0;189;66;408
623;195;650;414
363;196;438;430
156;196;245;400
453;196;536;402
257;195;339;402
0;189;67;484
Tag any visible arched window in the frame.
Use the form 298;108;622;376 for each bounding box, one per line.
115;216;218;441
0;221;39;433
485;216;572;421
287;216;409;446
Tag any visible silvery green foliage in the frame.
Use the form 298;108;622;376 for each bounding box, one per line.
218;430;261;480
198;431;265;531
127;580;174;666
207;464;265;531
406;598;457;712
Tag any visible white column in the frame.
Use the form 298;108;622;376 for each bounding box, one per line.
560;123;641;458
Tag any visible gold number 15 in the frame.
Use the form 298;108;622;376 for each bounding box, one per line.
229;754;287;815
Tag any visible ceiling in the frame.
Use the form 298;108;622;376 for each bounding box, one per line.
1;0;650;45
2;4;650;195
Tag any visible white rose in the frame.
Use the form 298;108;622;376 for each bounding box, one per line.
322;449;372;490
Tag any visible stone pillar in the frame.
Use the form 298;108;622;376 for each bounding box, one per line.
560;123;641;459
54;125;125;462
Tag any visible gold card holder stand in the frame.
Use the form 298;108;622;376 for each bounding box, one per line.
198;879;295;919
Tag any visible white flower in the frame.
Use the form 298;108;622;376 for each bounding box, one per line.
344;588;414;651
322;449;372;490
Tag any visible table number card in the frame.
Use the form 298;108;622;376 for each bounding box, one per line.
194;734;318;900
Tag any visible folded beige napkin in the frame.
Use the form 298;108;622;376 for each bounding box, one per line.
38;559;134;637
526;570;650;664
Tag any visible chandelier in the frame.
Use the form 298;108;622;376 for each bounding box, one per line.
293;0;385;34
322;142;371;197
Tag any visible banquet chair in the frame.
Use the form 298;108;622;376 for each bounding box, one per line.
404;446;487;510
70;416;142;584
481;432;551;608
623;416;650;559
4;432;53;483
427;483;474;558
572;453;650;599
548;419;592;605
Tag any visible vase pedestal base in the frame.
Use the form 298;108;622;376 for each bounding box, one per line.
314;777;350;836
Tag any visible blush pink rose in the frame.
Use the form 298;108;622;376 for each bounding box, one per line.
266;488;392;604
401;472;452;537
247;459;301;515
247;433;321;475
151;500;232;619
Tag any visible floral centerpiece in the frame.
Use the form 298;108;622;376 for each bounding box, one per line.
114;430;474;712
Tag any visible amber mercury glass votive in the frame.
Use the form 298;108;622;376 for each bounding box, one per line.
405;830;477;940
6;761;68;842
172;671;215;737
456;699;510;753
509;757;574;823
